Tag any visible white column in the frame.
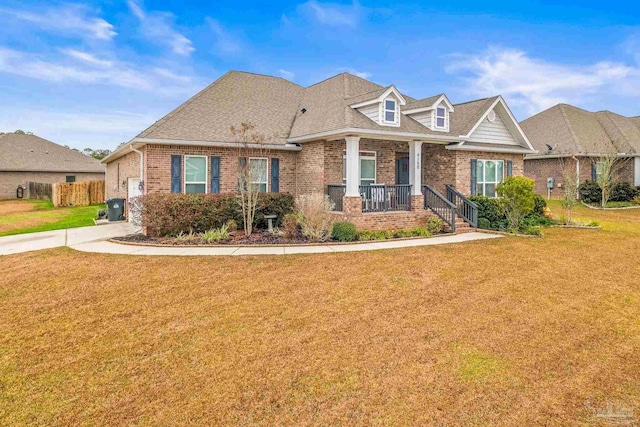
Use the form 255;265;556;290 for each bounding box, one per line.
345;136;360;197
408;141;423;196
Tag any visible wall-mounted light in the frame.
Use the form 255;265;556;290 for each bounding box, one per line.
121;180;126;189
138;181;144;191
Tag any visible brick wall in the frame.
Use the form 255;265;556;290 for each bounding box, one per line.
296;140;325;195
106;149;143;200
332;195;435;231
422;144;456;194
454;151;525;196
0;171;105;200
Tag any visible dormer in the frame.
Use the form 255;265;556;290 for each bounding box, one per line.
349;86;407;127
402;94;455;132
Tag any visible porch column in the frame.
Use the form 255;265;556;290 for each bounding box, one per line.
408;141;423;196
345;136;360;197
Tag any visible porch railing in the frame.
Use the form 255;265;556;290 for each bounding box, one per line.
360;184;411;213
445;184;478;227
422;185;456;232
327;185;346;211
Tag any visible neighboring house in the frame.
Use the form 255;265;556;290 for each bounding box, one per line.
522;104;640;198
102;71;535;230
0;133;105;200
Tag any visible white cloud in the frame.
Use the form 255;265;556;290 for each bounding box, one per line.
61;49;114;68
446;47;640;115
278;69;295;80
127;0;194;56
299;1;362;28
0;4;116;40
207;18;241;54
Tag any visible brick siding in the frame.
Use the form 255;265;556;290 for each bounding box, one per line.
1;171;105;200
106;149;142;200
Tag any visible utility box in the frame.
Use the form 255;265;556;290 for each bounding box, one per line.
547;177;554;189
106;198;125;222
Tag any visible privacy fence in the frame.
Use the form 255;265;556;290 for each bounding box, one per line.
51;180;105;207
26;182;53;200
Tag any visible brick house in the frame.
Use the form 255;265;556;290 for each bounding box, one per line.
0;133;105;200
521;104;640;199
102;71;535;231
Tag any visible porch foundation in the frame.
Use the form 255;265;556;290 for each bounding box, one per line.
333;195;435;231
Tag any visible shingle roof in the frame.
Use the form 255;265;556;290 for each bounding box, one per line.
521;104;640;156
403;94;443;111
0;133;104;173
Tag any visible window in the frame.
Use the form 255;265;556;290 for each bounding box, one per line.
66;175;76;183
595;161;604;182
184;155;207;193
476;160;504;197
383;99;396;124
343;151;376;186
435;107;446;129
249;158;268;192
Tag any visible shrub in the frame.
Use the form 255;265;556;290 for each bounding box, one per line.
477;217;491;229
139;193;294;237
331;222;357;242
579;181;602;204
411;227;431;237
532;194;547;215
633;196;640;206
609;182;639;202
295;193;335;241
496;176;536;231
520;226;542;236
357;230;375;241
175;229;197;243
254;193;295;229
372;230;393;240
226;219;238;232
520;213;554;228
469;195;505;228
201;224;229;243
426;216;443;234
282;213;300;239
394;229;413;238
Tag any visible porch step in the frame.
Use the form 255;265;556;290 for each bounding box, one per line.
443;220;475;233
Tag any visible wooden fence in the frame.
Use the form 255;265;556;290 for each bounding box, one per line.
27;182;53;200
52;180;105;207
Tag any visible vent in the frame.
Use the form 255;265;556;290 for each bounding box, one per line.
487;110;496;122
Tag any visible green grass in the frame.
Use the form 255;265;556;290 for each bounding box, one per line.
0;201;105;237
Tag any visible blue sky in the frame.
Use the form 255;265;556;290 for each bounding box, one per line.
1;1;639;150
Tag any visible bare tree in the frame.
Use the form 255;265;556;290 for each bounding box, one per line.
231;122;271;236
558;158;578;224
591;140;633;208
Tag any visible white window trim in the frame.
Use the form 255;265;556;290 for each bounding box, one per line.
184;155;208;193
343;150;377;185
380;98;400;127
433;104;449;131
595;161;604;182
477;159;504;197
249;157;269;192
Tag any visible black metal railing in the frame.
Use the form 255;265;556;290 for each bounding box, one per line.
422;185;456;232
360;184;411;213
327;185;346;211
445;184;478;227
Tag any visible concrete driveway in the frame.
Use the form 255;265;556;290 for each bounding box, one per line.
0;222;136;255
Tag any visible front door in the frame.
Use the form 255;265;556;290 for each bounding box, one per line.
127;178;142;222
396;157;409;185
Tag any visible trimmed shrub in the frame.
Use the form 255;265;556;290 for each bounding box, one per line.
411;227;431;237
532;194;547;215
254;193;295;229
520;213;554;228
331;222;357;242
469;195;505;229
426;216;443;234
579;180;602;204
477;217;491;230
394;229;413;238
140;193;294;237
357;230;375;241
610;182;639;202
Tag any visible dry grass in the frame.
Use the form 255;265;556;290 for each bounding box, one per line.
1;202;639;426
0;199;42;215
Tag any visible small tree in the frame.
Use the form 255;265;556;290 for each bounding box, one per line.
496;176;536;231
558;158;578;224
592;139;634;208
231;122;271;237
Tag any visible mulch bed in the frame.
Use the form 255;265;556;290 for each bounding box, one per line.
113;231;323;246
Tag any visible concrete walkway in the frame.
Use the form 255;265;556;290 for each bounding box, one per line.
0;223;502;256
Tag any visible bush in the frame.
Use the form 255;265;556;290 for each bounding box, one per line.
282;213;300;239
254;193;295;229
394;229;413;238
532;194;547;215
201;224;229;243
226;219;238;232
634;196;640;206
470;196;505;229
520;213;554;228
331;222;357;242
410;227;431;237
496;176;536;231
477;217;491;229
520;225;542;236
357;230;375;241
426;216;443;234
610;182;639;202
140;193;294;237
579;181;602;204
295;193;335;241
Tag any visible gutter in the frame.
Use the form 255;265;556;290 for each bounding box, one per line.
286;127;455;143
446;143;537;154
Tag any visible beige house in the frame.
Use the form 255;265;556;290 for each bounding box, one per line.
0;133;105;200
522;104;640;198
102;71;535;231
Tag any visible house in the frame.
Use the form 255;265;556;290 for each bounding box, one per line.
522;104;640;198
102;71;535;231
0;133;105;200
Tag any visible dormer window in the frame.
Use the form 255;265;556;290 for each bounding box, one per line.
384;99;396;123
435;107;446;128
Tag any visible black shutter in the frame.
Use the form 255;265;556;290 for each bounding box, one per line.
210;156;220;193
271;158;280;193
171;155;182;193
470;159;477;196
506;160;513;177
238;157;247;191
591;163;597;181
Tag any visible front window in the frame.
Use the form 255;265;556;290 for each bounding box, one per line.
66;175;76;183
435;107;446;128
249;158;268;192
384;99;396;123
343;151;376;186
185;155;207;193
476;160;504;197
595;161;604;182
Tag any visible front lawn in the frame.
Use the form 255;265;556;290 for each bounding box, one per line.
1;203;639;425
0;199;104;236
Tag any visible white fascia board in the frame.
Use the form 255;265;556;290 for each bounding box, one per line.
526;152;639;160
402;94;455;115
446;143;537;154
101;140;140;164
134;137;302;151
349;85;407;109
287;127;458;143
